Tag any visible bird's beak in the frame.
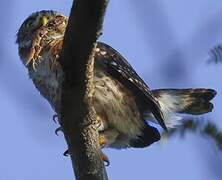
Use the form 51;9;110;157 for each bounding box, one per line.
40;16;49;26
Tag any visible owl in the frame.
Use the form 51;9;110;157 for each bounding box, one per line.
17;10;216;154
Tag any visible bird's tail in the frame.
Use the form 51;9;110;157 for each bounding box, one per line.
151;88;217;129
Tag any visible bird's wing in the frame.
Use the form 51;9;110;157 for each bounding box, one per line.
96;42;167;131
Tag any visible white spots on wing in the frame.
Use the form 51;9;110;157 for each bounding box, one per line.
95;48;100;52
111;61;118;66
128;77;133;82
100;51;107;55
134;79;138;83
111;62;149;92
95;48;107;56
96;46;151;95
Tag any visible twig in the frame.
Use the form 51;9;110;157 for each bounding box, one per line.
162;119;222;151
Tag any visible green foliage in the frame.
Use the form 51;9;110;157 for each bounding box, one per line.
163;119;222;150
208;45;222;64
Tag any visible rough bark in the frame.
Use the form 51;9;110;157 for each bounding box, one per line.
59;0;109;179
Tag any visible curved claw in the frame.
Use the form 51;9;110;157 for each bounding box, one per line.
100;151;110;166
53;114;58;124
55;127;63;136
63;149;69;156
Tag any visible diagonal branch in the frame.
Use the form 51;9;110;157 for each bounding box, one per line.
59;0;109;179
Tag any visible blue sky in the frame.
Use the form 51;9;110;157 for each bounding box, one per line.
0;0;222;180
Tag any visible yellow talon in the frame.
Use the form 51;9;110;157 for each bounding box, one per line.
99;135;106;148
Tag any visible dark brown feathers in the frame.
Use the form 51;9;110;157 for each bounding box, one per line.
152;88;217;115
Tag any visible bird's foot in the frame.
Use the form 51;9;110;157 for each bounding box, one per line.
63;149;69;156
100;151;110;166
62;149;110;166
99;135;107;148
55;127;63;136
53;114;58;124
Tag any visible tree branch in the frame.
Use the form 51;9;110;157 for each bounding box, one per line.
59;0;109;179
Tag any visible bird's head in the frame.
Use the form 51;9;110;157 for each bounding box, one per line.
16;10;67;66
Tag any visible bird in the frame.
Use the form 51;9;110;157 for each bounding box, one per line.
17;10;216;155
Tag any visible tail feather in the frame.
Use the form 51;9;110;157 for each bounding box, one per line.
151;88;216;129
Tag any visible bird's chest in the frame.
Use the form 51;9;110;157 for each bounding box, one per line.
29;54;63;112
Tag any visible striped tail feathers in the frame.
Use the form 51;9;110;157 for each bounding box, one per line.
151;88;217;129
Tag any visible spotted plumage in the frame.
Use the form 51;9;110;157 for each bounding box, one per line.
17;10;216;150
